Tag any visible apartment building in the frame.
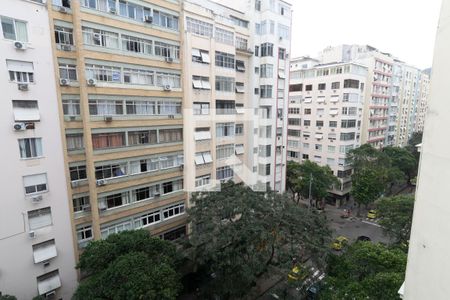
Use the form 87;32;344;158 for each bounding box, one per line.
47;0;187;259
402;1;450;298
414;71;430;134
183;0;291;193
0;0;77;298
288;57;367;202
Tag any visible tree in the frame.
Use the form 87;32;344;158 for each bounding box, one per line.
383;147;417;185
286;160;339;206
74;230;181;300
376;195;415;245
320;242;407;300
0;295;17;300
406;131;423;162
187;181;331;299
351;168;386;209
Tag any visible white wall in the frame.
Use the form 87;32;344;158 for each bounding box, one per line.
0;1;77;299
403;0;450;298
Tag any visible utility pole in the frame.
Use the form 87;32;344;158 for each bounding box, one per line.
308;173;313;208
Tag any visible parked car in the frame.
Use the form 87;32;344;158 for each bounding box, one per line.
356;235;371;242
331;236;349;250
288;265;307;282
367;209;377;219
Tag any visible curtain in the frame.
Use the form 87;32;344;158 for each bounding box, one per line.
92;134;108;149
15;21;28;42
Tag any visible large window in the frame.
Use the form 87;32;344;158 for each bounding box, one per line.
195;151;212;165
260;85;273;98
59;63;77;81
18;138;43;159
162;203;185;219
89;100;123;115
216;144;235;160
1;17;27;42
216;122;235;138
215;76;234;92
344;79;360;89
54;25;73;45
186;17;213;37
235;37;248;50
12;100;40;122
215;27;234;45
92;132;125;149
128;130;157;146
215;52;235;69
28;207;52;230
216;166;233;180
260;43;274;57
7;60;34;83
341;119;357;128
340;132;356;141
154;41;179;59
69;165;87;181
192;76;211;90
216;100;235;115
193;102;210;115
95;163;126;180
260;64;273;78
121;34;152;55
159;129;182;143
82;27;119;49
23;173;48;195
85;64;121;83
192;49;210;64
66;134;84;151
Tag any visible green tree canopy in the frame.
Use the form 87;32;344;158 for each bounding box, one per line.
188;181;331;299
377;195;415;245
74;230;181;300
0;295;17;300
321;242;407;300
383;147;417;184
406;131;423;161
286;160;339;206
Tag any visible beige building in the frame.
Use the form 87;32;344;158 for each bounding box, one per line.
288;58;367;202
402;0;450;298
0;0;77;298
48;0;188;263
414;71;430;133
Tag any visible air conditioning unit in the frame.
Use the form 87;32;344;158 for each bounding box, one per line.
104;115;113;122
98;202;107;211
29;231;36;239
14;41;26;50
168;115;174;119
165;57;173;63
96;179;106;186
93;33;101;42
61;44;72;51
81;204;91;212
154;193;160;198
18;83;29;91
69;115;77;121
87;78;97;86
144;15;153;23
13;122;26;131
163;85;172;91
43;260;51;268
59;6;68;13
179;164;184;170
45;291;56;298
109;7;117;14
60;78;70;86
31;195;43;203
71;181;80;188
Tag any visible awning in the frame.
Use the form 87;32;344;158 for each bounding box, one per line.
235;105;245;114
329;109;339;115
203;152;213;163
33;241;57;263
235;85;245;93
201;80;211;90
317;97;325;103
24;173;47;186
37;272;61;295
13;107;40;121
195;153;205;165
236;61;245;72
330;96;339;102
278;70;285;79
191;49;201;57
304;97;312;103
194;131;211;141
200;51;210;63
6;60;33;72
315;133;323;139
235;145;244;155
192;79;202;89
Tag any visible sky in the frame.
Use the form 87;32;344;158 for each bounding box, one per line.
290;0;442;69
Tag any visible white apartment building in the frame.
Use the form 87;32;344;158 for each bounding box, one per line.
288;58;367;202
183;0;291;193
414;71;430;134
402;0;450;298
0;0;77;298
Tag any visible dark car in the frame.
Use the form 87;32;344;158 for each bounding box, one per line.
357;235;371;242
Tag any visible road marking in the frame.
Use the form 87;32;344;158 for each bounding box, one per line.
361;220;382;227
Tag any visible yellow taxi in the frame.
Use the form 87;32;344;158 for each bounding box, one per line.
331;236;349;251
367;210;377;219
288;265;307;282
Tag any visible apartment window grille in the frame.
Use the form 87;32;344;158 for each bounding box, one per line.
1;17;27;42
215;27;234;46
186;17;213;37
54;26;73;45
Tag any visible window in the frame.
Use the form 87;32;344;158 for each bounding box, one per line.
288;118;301;126
95;163;126;180
195;151;213;165
192;49;210;64
215;27;234;46
194;127;211;141
192;76;211;90
216;144;235;160
338;169;353;178
154;41;179;59
331;82;340;89
235;123;244;135
217;166;233;180
236;60;245;72
153;10;179;31
260;85;273;98
23;173;47;195
1;17;27;42
289;84;302;92
260;64;273;78
279;48;286;60
102;192;128;209
328;146;336;153
12;100;40;121
315;144;322;151
77;225;93;246
317;108;324;116
54;26;73;45
62;99;80;116
82;27;119;49
235;37;248;50
302;154;309;160
316;120;324;127
159;128;182;143
318;83;326;90
235;82;245;94
216;122;235;138
259;125;272;138
32;239;57;264
53;0;71;8
215;76;234;92
304;108;311;115
162;203;185;220
70;165;87;181
278;24;289;39
340;132;356;141
28;207;52;230
327;158;335;165
66;133;84;151
255;0;261;11
193;102;210;115
343;93;359;102
215;51;235;69
304;120;311;126
288;129;301;137
92;132;125;149
7;60;34;83
259;145;272;157
342;107;358;116
123;68;154;85
59;63;77;81
305;84;312;91
18;138;42;159
261;43;274;57
254;46;259;57
156;72;181;88
135;210;161;228
85;64;121;83
341;119;357;128
186;17;213;37
73;195;90;213
344;79;359;89
259;163;271;176
289;107;300;114
195;175;211;188
101;221;132;239
288;151;299;158
216;100;235;115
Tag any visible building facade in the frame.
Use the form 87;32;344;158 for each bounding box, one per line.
402;0;450;298
0;0;77;298
288;58;367;201
47;0;188;261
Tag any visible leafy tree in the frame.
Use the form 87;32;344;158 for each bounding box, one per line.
383;147;417;185
187;181;331;299
320;242;407;300
286;160;339;206
74;230;181;300
376;195;415;245
351;168;386;209
406;131;423;162
0;295;17;300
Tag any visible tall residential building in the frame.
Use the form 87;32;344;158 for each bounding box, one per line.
183;0;292;193
402;0;450;298
414;72;430;133
288;57;368;203
0;0;77;298
47;0;187;260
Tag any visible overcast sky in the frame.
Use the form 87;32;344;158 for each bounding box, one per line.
290;0;442;69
